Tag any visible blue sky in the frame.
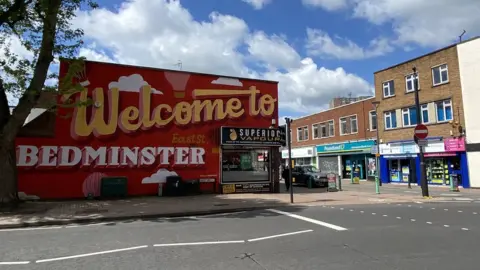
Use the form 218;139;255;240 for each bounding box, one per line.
66;0;479;123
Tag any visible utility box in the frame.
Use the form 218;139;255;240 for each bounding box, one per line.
100;176;128;198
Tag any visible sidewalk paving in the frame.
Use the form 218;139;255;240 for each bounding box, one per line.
0;186;445;229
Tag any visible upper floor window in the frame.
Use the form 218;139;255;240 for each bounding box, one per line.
436;100;453;122
383;80;395;98
405;73;419;93
384;110;397;129
369;111;377;130
297;126;309;141
340;115;358;135
432;64;449;86
421;104;429;123
313;120;335;139
402;107;417;127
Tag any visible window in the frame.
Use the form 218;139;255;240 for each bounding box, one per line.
320;124;327;138
436;100;453;122
328;120;334;137
432;64;449;86
369;111;377;130
350;115;358;133
340;115;357;135
384;111;397;129
402;107;417;127
297;126;308;141
312;124;319;139
405;73;419;92
421;104;429;123
383;80;395;98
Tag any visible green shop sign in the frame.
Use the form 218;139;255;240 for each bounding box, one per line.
316;140;375;153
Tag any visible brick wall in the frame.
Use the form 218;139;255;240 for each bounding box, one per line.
290;98;377;148
374;45;465;142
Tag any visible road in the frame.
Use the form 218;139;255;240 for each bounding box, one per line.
0;201;479;269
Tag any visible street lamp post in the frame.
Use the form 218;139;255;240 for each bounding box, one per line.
372;101;381;194
413;67;429;197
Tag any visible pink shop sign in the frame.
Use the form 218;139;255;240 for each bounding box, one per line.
444;137;466;152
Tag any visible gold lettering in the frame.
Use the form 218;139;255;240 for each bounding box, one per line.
72;88;119;139
192;99;226;122
174;101;192;125
140;86;156;129
248;86;261;116
119;106;141;132
152;104;173;127
225;98;244;118
259;94;276;116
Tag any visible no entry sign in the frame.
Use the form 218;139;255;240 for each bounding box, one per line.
414;124;428;139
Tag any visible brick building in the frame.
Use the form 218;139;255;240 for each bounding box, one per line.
283;98;377;180
374;38;478;188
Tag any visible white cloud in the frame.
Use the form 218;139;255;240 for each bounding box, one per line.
211;77;243;87
306;28;393;60
73;0;372;113
142;169;178;184
108;74;162;94
242;0;272;10
302;0;348;11
246;31;301;70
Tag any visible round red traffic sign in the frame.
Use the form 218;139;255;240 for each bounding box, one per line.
414;124;428;139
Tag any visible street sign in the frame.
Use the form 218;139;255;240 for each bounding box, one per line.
417;139;428;147
414;124;428;139
370;145;378;154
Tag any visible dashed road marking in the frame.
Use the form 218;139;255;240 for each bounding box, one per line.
410;219;416;222
0;261;30;265
372;213;376;215
36;245;148;263
383;215;388;217
444;225;450;228
462;228;469;231
427;222;432;224
397;217;402;219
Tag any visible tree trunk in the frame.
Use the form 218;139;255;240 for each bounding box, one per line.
0;140;18;206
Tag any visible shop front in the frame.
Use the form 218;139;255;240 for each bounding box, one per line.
220;127;283;194
316;140;376;180
379;137;469;187
281;147;316;167
15;60;280;199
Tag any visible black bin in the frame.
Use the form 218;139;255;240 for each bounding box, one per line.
164;176;183;197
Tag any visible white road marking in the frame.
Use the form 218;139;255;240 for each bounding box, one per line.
440;193;461;197
0;261;30;265
462;228;469;231
267;209;348;231
383;215;388;217
154;241;245;247
444;209;449;211
340;208;344;210
360;211;364;213
372;213;376;215
431;208;436;210
397;217;402;219
349;209;354;212
36;245;148;263
458;210;463;213
0;226;62;232
444;225;450;228
247;230;313;242
427;222;432;224
410;219;416;222
473;212;478;215
408;205;412;207
454;198;473;201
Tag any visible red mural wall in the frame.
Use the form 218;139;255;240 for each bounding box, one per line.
15;60;279;199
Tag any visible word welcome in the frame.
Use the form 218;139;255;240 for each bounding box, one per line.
70;86;276;139
16;145;206;168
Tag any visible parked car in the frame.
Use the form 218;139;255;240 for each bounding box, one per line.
291;165;328;187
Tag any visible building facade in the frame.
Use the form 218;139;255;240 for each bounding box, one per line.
15;60;282;199
285;98;377;179
374;39;477;188
458;37;480;188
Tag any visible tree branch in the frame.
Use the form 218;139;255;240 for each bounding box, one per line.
0;78;11;130
1;0;62;145
0;0;34;28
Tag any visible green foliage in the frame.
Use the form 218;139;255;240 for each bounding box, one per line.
0;0;98;108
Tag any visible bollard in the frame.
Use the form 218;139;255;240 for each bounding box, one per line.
337;173;342;191
308;177;312;189
450;174;460;192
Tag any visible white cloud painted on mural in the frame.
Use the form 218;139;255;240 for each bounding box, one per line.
211;77;243;87
142;168;178;184
108;73;163;94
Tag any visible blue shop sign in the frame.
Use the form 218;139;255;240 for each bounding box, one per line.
316;140;375;153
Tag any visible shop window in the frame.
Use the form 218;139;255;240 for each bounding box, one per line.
432;64;449;86
384;110;397;129
297;126;308;141
405;73;419;93
369;111;377;130
383;80;395;98
222;149;268;183
436;99;453;122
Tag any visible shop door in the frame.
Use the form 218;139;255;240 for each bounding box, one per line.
317;156;339;175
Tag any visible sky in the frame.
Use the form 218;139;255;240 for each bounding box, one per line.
4;0;480;125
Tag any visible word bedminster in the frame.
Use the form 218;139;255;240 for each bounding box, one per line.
16;145;206;168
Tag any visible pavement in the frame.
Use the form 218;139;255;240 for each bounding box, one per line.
1;181;467;229
0;200;479;269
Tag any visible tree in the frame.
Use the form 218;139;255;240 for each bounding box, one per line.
0;0;97;205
